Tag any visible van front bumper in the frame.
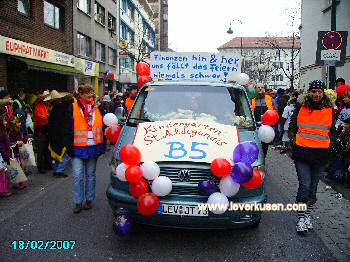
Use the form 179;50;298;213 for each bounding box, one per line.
106;185;267;229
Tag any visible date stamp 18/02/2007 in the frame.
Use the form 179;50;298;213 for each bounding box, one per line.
11;240;77;250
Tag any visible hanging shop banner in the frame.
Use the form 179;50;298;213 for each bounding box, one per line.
133;119;238;164
75;58;99;76
0;35;75;67
150;52;242;82
316;31;348;66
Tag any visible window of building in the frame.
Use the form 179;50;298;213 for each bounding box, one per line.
108;48;117;65
44;1;63;30
127;3;135;20
94;2;105;25
120;23;127;40
274;74;284;82
18;0;31;16
77;0;91;15
108;13;116;31
77;33;92;57
121;0;127;12
273;62;284;69
95;41;105;62
120;57;134;71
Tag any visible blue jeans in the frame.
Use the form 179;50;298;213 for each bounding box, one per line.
53;154;71;174
294;160;324;204
72;157;97;204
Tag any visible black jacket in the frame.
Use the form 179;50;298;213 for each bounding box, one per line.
62;99;107;158
288;95;335;164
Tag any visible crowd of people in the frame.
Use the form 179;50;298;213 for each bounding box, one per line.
1;78;350;233
0;84;139;203
251;77;350;234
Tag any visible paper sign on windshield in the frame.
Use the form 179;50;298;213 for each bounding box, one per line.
150;52;241;82
133;120;238;163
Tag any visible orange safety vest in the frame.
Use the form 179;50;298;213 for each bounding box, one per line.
296;106;333;149
251;95;274;111
73;101;104;147
125;97;135;111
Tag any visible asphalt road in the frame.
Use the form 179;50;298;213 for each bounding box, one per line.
0;149;338;262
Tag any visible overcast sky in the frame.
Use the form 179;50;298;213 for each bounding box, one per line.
168;0;301;52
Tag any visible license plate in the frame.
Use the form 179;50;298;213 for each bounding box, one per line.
157;203;209;217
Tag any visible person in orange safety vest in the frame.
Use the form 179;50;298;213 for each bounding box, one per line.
251;83;275;158
288;80;335;235
125;85;139;112
64;84;106;214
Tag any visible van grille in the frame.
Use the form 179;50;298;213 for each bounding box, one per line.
159;166;219;196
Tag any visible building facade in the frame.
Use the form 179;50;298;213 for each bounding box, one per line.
118;0;157;85
74;0;118;96
218;37;301;90
148;0;168;51
0;0;76;92
300;0;350;89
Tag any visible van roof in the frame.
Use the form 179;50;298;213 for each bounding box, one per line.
146;80;244;90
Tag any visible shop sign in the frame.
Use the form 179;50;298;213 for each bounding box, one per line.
75;57;99;76
0;35;75;67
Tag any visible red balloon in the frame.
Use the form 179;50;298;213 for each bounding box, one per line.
137;193;160;216
125;166;143;184
242;169;263;189
262;110;279;126
210;158;232;178
138;75;152;88
105;125;122;143
136;62;150;76
130;178;149;198
120;144;141;166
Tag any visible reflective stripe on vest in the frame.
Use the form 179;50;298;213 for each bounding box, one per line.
73;101;104;147
252;95;274;111
296;106;333;149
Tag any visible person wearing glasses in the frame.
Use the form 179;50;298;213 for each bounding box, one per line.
288;80;335;235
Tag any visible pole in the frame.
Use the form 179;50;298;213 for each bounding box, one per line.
329;0;337;89
240;36;243;56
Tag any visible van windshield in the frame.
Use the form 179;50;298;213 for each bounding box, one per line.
128;85;254;128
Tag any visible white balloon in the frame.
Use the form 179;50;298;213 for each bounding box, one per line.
219;176;240;197
229;72;240;82
151;176;172;196
141;161;160;180
103;113;118;127
237;73;250;85
207;192;229;214
115;163;128;182
258;125;275;143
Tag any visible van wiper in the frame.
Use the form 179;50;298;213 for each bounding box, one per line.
128;117;152;122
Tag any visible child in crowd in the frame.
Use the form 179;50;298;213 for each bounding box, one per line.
327;116;350;185
335;90;350;129
0;115;12;196
9;117;28;189
280;96;296;154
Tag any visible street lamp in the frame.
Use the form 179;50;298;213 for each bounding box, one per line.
227;19;243;56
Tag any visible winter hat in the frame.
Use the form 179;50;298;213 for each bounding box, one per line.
103;95;112;102
309;80;325;91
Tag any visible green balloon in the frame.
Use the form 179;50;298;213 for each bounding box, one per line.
246;86;258;99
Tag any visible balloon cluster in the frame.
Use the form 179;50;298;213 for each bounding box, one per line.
199;142;263;215
115;144;173;217
136;62;152;88
103;113;122;143
258;110;279;143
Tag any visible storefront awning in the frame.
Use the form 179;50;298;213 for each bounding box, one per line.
15;57;80;76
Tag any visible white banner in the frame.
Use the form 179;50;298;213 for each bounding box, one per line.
150;52;241;82
133;119;238;163
0;35;75;67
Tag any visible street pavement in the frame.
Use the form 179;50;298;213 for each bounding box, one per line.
0;148;349;262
